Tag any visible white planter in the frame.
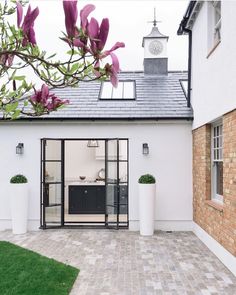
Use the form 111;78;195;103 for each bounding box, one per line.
10;183;29;234
139;183;156;236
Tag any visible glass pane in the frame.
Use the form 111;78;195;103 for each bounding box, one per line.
107;211;118;223
214;150;217;160
45;162;61;182
219;135;222;148
106;184;117;207
216;162;223;195
112;82;123;98
219;148;223;160
45;206;61;224
119;140;128;160
107;162;117;183
123;82;134;99
44;183;61;206
119;206;128;224
107;140;117;161
119;185;128;205
106;182;118;226
119;162;128;183
45;140;61;160
101;82;112;99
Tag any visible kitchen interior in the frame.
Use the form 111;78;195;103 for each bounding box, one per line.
44;139;128;226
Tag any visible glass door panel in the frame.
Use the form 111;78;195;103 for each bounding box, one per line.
41;139;64;228
105;139;119;228
45;162;62;183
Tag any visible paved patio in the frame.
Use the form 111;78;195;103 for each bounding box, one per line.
0;230;235;295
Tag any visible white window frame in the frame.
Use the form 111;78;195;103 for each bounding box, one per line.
207;1;221;52
211;120;223;203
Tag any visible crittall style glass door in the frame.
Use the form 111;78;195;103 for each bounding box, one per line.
41;139;64;228
105;139;128;228
41;138;128;229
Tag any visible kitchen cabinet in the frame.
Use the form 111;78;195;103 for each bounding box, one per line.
69;185;105;214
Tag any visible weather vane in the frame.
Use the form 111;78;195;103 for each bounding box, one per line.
148;8;161;27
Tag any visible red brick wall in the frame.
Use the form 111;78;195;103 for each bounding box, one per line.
193;109;236;256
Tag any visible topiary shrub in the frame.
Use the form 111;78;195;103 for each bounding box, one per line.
138;174;156;184
10;175;28;184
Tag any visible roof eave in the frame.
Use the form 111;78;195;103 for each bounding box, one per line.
0;116;194;122
177;1;203;35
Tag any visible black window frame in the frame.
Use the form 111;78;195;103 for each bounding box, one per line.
99;80;136;101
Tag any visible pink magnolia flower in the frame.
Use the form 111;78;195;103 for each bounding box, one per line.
80;4;95;31
0;54;14;67
88;17;109;55
17;2;39;46
101;42;125;59
72;4;95;52
105;53;120;87
63;0;78;38
30;84;69;112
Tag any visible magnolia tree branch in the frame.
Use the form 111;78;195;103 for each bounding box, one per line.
0;0;125;119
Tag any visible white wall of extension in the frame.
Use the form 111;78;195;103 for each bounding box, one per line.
0;121;193;231
191;1;236;129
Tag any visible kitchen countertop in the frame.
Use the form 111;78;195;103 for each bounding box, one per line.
68;181;105;186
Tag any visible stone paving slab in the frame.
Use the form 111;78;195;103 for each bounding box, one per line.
0;230;235;295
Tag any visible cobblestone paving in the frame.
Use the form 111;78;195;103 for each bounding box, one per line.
0;230;236;295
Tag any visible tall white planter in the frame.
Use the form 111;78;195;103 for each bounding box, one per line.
10;184;29;234
139;183;156;236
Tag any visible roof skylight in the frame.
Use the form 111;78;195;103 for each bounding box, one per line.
100;81;135;100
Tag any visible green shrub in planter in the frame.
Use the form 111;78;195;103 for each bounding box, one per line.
10;175;28;184
138;174;156;184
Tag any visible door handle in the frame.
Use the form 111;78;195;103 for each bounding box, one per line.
84;190;88;194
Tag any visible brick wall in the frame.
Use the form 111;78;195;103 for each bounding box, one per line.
193;109;236;256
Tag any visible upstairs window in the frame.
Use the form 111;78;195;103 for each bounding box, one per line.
100;81;135;100
211;121;223;203
207;1;221;53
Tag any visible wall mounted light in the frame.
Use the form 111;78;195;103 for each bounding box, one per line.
142;143;149;155
87;140;99;148
16;143;24;154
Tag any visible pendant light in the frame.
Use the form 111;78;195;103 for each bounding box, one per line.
87;140;99;148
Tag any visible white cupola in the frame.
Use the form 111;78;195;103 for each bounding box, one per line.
142;11;169;75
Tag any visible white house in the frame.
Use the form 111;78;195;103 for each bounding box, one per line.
0;24;193;232
178;0;236;276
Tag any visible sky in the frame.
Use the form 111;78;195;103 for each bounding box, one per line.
31;0;189;72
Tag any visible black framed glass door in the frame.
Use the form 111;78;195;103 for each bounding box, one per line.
105;139;128;228
40;139;64;228
40;137;128;229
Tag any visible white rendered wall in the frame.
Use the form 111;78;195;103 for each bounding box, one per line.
0;121;192;230
191;2;236;129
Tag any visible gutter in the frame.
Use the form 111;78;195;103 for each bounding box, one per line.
0;116;194;122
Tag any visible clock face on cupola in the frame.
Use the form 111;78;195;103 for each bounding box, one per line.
148;40;164;55
142;9;169;75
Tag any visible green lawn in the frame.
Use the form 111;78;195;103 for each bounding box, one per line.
0;241;79;295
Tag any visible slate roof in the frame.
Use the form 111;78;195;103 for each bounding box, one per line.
1;71;193;121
